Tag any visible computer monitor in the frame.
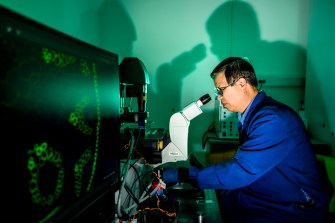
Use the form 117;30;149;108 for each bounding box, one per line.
1;6;121;222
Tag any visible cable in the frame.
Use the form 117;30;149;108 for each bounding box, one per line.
122;160;143;209
201;121;217;149
258;80;265;91
140;169;156;191
117;128;150;220
117;129;136;219
117;127;174;222
124;184;140;207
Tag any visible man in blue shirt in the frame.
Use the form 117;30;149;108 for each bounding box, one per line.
163;57;329;223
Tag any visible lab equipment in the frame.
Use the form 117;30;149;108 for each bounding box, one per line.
119;57;150;127
215;100;239;139
1;6;121;222
159;93;211;166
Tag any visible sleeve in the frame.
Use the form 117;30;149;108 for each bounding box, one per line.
195;108;296;189
162;166;199;187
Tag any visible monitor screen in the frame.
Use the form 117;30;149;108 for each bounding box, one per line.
1;6;120;222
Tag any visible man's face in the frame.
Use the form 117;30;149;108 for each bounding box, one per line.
214;71;243;112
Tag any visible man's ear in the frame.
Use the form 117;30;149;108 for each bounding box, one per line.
239;77;247;87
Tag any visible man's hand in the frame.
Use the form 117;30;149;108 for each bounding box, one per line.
162;167;179;185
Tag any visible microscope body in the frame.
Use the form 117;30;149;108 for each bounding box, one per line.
160;94;211;165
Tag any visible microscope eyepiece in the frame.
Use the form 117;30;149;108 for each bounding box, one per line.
199;93;211;105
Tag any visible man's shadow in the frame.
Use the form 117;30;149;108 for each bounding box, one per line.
148;44;207;129
206;0;309;115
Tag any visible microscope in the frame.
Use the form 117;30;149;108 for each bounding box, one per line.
119;57;169;163
119;57;211;165
119;57;150;127
117;57;212;221
158;93;211;165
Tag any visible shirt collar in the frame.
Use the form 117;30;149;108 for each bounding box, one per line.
238;95;257;126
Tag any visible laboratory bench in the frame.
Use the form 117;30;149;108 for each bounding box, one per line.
118;156;223;222
127;184;223;223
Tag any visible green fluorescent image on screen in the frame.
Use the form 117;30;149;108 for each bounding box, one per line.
1;6;121;222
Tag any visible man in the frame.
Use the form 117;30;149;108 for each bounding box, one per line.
163;57;329;223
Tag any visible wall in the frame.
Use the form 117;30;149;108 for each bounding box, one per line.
1;0;315;163
0;0;105;47
305;0;335;155
116;0;310;164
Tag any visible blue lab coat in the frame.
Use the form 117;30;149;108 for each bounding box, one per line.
191;91;329;223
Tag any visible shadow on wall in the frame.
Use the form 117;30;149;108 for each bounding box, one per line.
206;0;307;77
98;0;136;63
148;1;308;163
206;1;308;113
91;0;314;162
148;43;207;129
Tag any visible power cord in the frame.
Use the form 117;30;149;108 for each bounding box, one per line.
258;80;266;91
117;129;135;220
201;121;218;149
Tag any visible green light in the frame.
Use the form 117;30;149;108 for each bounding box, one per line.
41;48;76;67
74;149;92;197
68;96;93;135
25;47;103;221
86;62;101;192
27;142;64;206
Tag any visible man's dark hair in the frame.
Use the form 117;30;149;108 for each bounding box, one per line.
210;57;258;87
